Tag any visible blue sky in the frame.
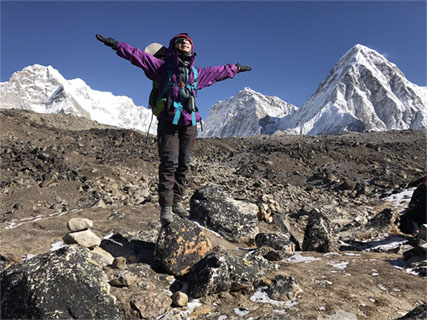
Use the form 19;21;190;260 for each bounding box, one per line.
1;1;426;119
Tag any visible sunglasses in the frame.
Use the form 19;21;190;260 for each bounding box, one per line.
175;38;191;45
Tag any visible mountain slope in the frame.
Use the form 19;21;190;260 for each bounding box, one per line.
202;44;427;137
279;44;427;135
200;87;297;138
0;64;156;134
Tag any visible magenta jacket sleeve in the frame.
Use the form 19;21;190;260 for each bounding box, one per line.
115;42;164;81
196;64;239;90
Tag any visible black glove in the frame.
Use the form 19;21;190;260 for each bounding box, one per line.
236;63;252;73
96;34;118;50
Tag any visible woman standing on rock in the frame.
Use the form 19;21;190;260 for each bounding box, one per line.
96;33;251;225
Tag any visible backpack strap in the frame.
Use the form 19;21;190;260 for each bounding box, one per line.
164;64;199;126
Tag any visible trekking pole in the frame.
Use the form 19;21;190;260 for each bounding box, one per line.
146;112;154;143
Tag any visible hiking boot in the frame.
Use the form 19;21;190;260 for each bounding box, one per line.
172;202;190;217
160;206;173;226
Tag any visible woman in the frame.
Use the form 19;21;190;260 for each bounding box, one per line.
96;33;251;225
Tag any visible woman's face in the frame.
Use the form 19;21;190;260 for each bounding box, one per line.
175;38;192;53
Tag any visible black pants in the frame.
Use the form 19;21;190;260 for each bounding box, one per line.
157;120;197;207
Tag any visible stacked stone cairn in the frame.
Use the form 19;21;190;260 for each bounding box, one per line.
63;217;114;266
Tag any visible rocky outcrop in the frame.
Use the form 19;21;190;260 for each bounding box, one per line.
302;212;337;252
396;304;427;320
0;245;122;320
255;232;292;250
190;183;259;243
403;236;427;276
187;252;272;298
154;216;213;276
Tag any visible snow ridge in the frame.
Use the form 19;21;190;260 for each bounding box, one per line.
0;64;156;134
1;44;426;138
202;44;427;137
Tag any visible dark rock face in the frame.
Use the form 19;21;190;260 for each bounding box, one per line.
190;183;259;243
0;245;122;320
255;232;291;250
187;252;271;298
302;214;336;252
365;208;398;231
154;216;213;276
395;304;427;320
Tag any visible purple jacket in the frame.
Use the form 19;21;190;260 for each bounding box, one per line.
116;36;239;126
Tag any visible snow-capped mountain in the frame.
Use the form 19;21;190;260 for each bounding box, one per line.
2;44;426;138
0;64;156;134
200;87;297;138
279;44;427;135
202;44;427;137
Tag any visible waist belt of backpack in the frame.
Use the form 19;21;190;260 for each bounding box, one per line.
165;64;198;126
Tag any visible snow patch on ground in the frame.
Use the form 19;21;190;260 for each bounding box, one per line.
250;286;298;308
384;187;415;210
284;253;321;263
327;261;349;270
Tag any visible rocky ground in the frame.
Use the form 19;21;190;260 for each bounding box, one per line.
0;109;426;320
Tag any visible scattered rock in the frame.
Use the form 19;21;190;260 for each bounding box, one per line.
187;252;272;298
130;291;172;319
63;229;102;248
112;256;127;269
67;217;94;232
302;213;336;252
91;246;114;266
109;270;138;287
266;274;303;300
255;232;292;251
172;291;188;307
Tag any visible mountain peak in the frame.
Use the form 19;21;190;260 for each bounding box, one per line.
238;87;256;95
352;43;371;52
339;44;389;67
1;64;156;134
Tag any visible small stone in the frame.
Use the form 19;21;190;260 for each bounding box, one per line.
90;247;114;266
172;291;188;307
112;257;127;269
109;271;137;287
127;255;138;263
67;218;93;232
131;291;172;318
62;230;101;248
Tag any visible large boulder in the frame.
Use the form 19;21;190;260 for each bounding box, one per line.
0;245;122;320
187;252;272;298
154;216;213;276
190;183;259;242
